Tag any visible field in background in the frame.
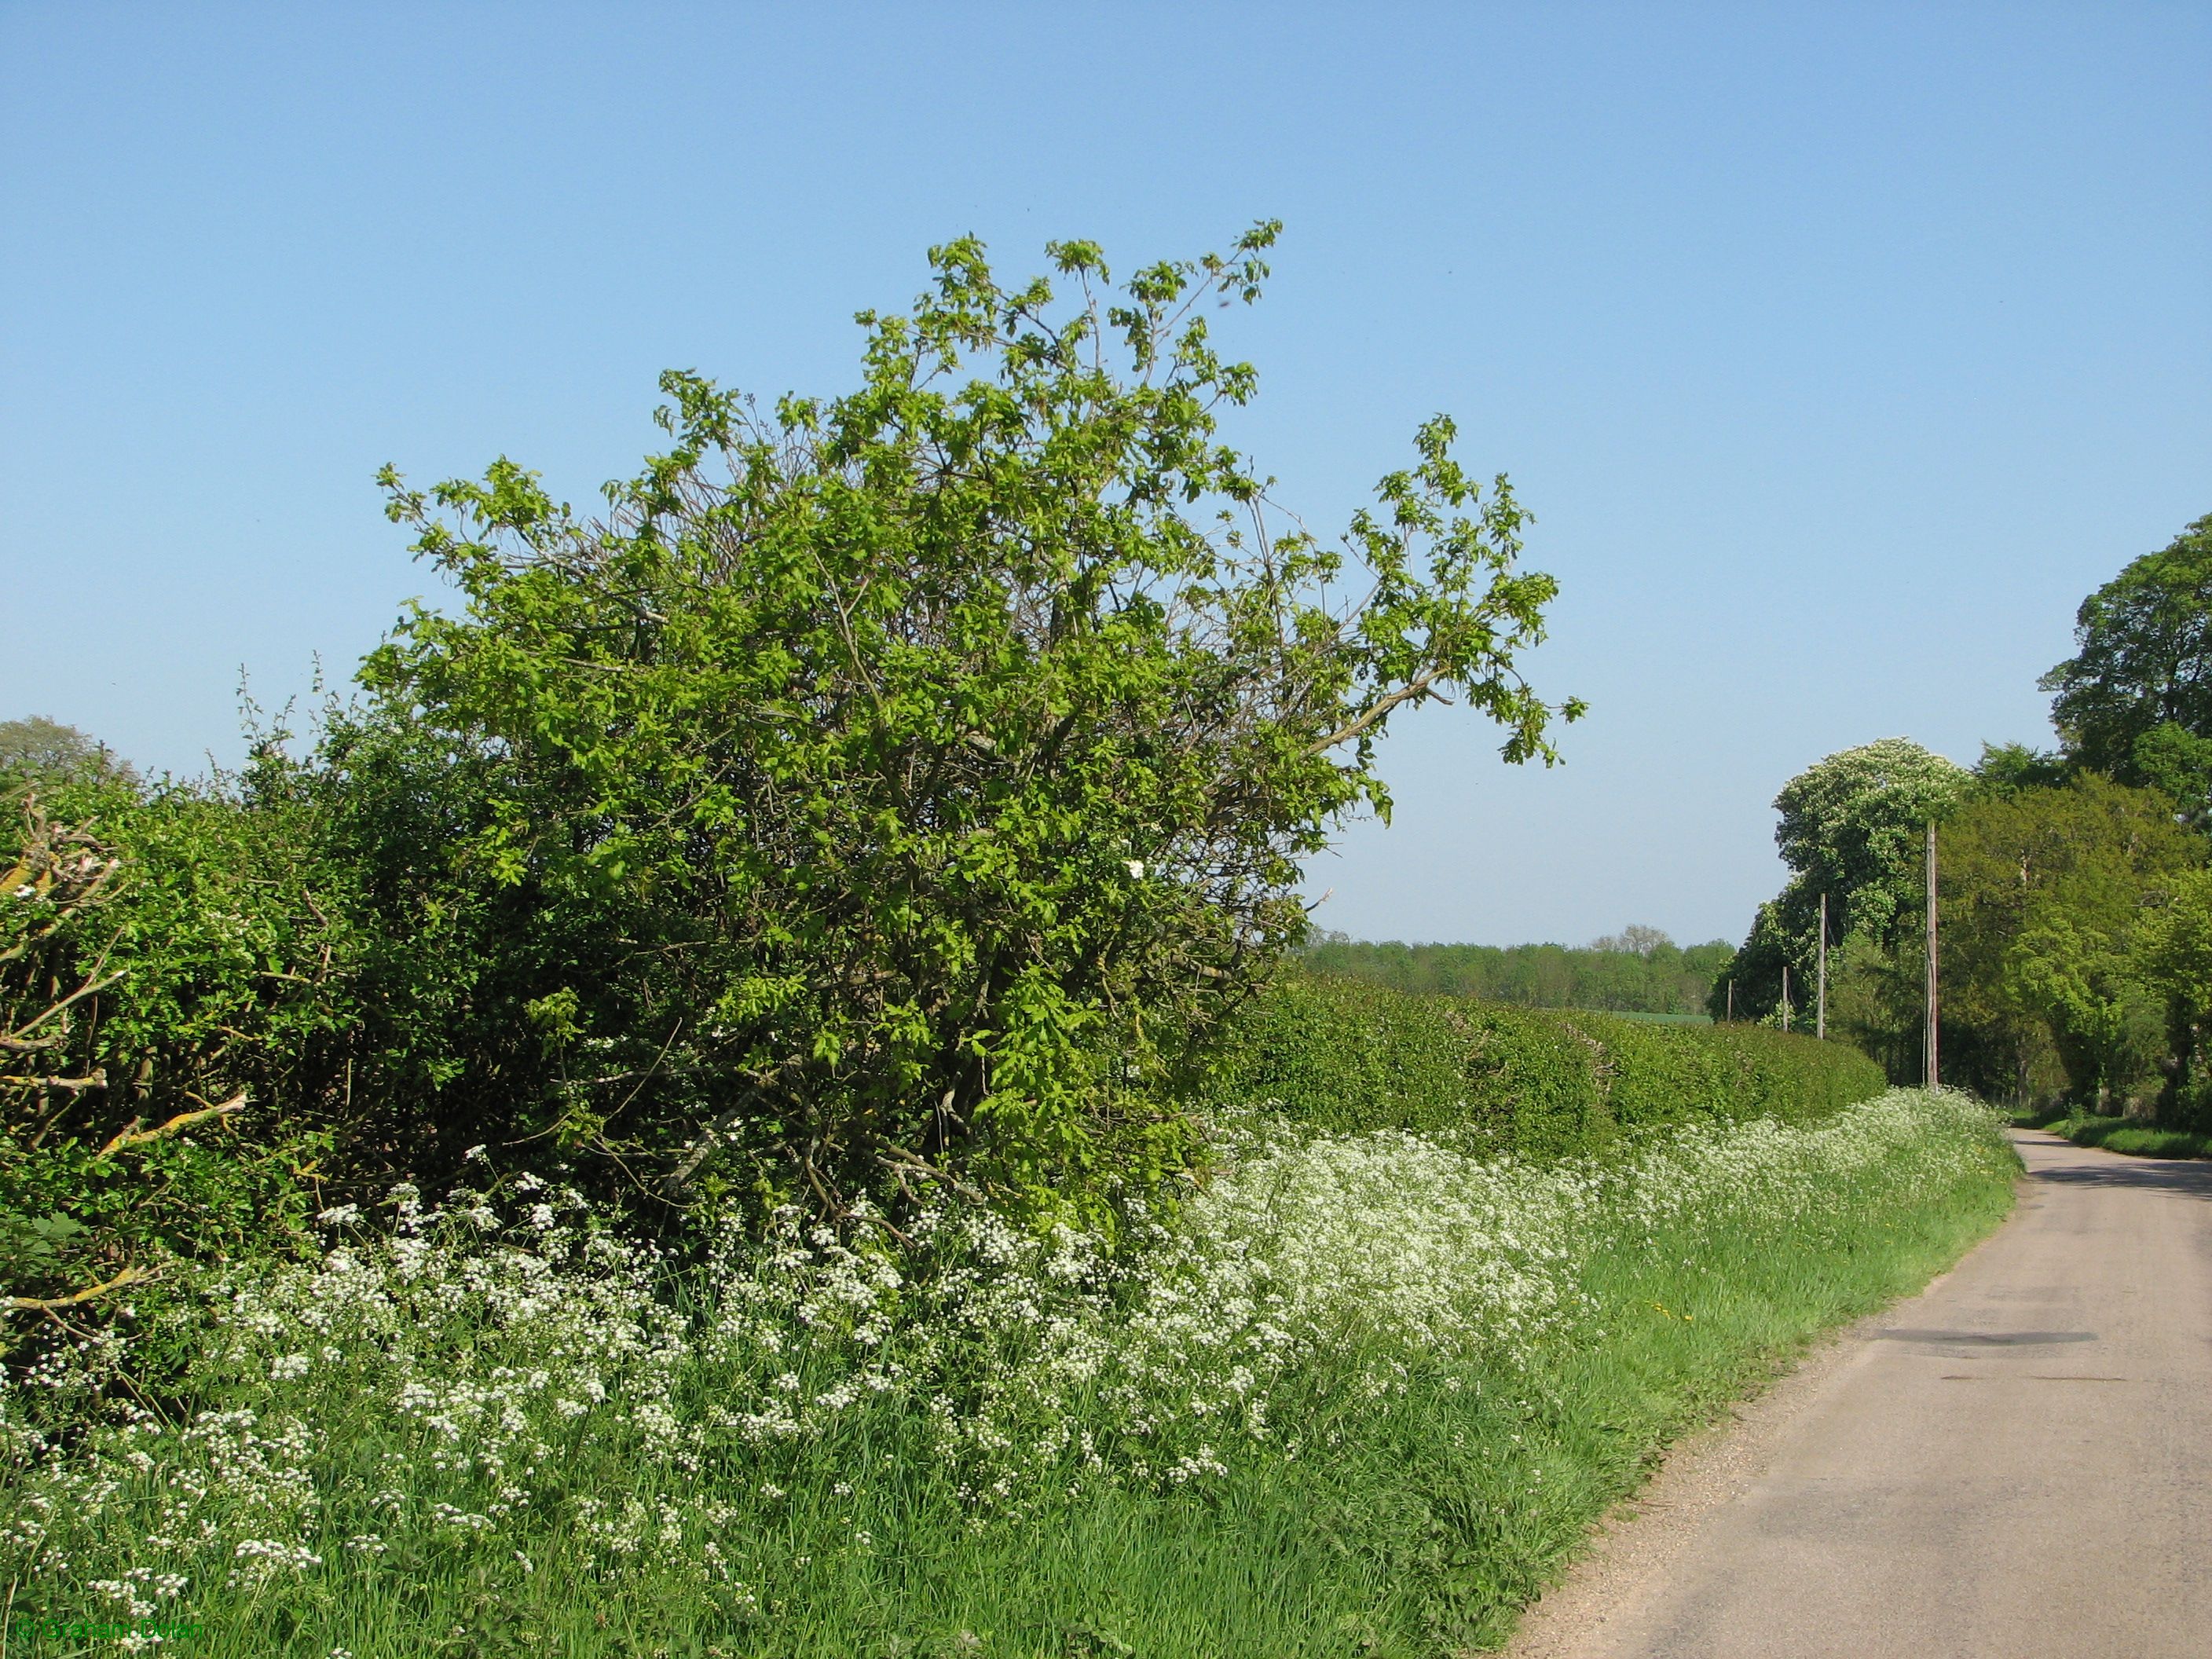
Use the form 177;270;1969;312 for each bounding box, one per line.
1301;932;1729;1019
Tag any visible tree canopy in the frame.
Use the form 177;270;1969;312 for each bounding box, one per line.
1935;775;2199;1106
1708;738;1968;1023
1771;738;1972;945
2043;513;2212;818
0;717;132;788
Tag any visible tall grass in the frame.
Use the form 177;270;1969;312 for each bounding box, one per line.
2;1090;2016;1657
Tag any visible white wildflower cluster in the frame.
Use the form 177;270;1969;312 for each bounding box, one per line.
0;1087;2005;1606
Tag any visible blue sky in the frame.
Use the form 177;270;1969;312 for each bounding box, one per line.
4;3;2206;947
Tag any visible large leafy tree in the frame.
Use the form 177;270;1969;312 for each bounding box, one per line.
1709;738;1968;1024
1771;738;1972;944
1932;775;2199;1108
2042;512;2212;819
357;226;1582;1214
0;717;133;788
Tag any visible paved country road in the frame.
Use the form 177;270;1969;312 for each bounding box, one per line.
1508;1128;2212;1659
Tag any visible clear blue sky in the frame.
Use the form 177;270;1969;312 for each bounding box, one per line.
4;3;2206;947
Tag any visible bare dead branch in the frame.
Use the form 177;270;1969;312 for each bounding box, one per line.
100;1091;248;1156
7;1262;156;1313
0;1067;106;1093
5;970;126;1043
1302;667;1451;756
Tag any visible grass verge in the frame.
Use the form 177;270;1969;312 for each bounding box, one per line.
2012;1107;2212;1161
3;1092;2017;1658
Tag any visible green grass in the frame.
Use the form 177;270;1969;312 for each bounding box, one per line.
2013;1107;2212;1160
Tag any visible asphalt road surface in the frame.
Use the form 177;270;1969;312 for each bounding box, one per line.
1510;1128;2212;1659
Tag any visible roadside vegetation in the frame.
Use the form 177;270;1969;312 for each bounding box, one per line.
2;225;1584;1296
2011;1106;2212;1163
4;227;2029;1655
1712;513;2212;1135
1213;977;1874;1144
4;1079;2010;1657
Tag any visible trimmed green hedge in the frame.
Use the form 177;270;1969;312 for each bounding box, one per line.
1211;974;1886;1155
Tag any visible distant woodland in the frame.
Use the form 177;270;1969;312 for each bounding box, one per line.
1300;926;1730;1016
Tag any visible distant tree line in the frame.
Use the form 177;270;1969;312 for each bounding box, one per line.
1301;925;1730;1015
1714;511;2212;1120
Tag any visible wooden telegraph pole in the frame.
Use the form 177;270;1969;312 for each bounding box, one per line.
1781;965;1790;1033
1817;892;1828;1041
1925;820;1939;1089
1726;978;1734;1023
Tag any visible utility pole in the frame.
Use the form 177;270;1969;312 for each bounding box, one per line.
1727;978;1734;1023
1781;965;1791;1033
1817;892;1829;1042
1925;820;1939;1089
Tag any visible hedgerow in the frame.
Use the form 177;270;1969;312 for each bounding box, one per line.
1212;973;1885;1152
1;779;355;1305
7;224;1599;1302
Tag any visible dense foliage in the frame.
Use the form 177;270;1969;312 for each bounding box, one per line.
5;229;1595;1310
2043;512;2212;822
350;225;1581;1218
1301;926;1728;1014
1708;739;1969;1025
0;775;357;1302
2135;866;2212;1116
1928;775;2199;1108
0;236;2036;1658
1717;509;2212;1118
1721;757;2209;1112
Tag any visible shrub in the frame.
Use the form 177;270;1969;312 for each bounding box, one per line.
353;227;1583;1218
